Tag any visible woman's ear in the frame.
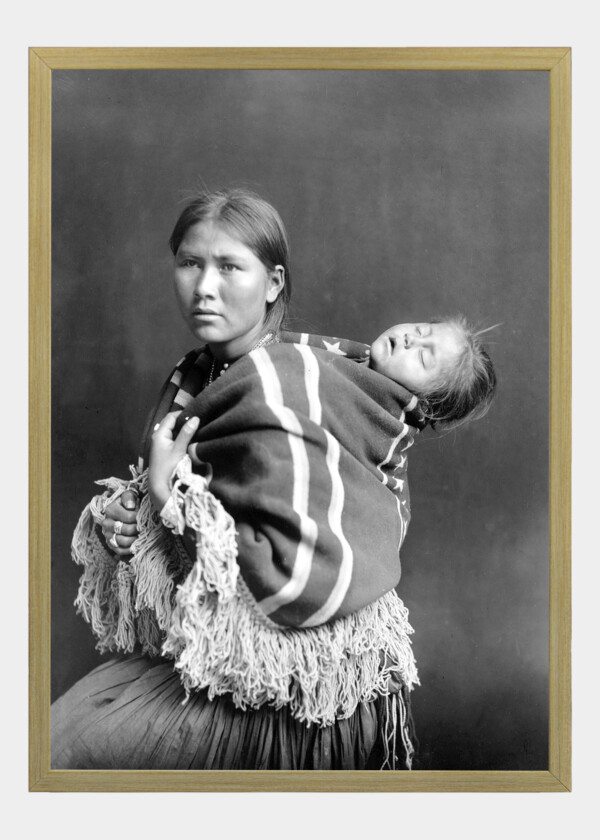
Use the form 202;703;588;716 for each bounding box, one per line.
266;265;285;303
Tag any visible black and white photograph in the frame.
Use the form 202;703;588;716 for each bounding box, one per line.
44;57;557;781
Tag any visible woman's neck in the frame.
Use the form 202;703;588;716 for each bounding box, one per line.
208;326;274;364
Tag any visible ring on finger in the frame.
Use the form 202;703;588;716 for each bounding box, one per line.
109;533;119;550
114;520;124;535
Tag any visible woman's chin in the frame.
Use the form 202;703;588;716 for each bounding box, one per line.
188;323;223;344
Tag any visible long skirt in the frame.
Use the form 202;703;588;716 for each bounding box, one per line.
51;654;391;770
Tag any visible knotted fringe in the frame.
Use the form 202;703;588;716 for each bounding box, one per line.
161;462;419;729
164;574;419;728
72;463;419;740
381;688;417;770
130;491;193;634
71;469;190;656
158;456;239;601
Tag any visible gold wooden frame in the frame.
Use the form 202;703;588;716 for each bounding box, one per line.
29;47;571;792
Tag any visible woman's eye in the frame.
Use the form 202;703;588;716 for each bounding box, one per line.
220;263;238;273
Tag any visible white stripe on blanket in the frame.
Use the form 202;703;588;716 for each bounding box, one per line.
252;348;318;615
294;345;354;627
170;368;184;388
173;389;193;408
296;343;322;425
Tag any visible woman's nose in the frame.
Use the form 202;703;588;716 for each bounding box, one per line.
193;265;219;298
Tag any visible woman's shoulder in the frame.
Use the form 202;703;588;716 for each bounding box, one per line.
166;346;212;397
173;346;209;370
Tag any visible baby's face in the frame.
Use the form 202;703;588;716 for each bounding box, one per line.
369;322;465;393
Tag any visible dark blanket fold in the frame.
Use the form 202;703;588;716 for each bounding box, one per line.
174;338;425;627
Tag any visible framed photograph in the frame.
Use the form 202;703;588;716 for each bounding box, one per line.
30;47;571;792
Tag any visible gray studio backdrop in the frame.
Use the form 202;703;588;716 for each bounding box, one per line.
51;69;549;770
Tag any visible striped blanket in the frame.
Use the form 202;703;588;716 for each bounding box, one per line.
156;334;426;628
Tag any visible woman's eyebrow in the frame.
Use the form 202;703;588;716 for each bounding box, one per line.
176;250;200;259
215;251;248;262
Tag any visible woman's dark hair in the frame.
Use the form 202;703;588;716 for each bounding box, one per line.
169;188;291;334
419;316;498;428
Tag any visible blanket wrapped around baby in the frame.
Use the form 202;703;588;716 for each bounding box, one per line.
169;340;425;626
72;334;425;739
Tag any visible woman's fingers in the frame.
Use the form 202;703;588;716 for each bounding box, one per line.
103;519;138;538
177;415;200;441
170;416;200;457
120;489;139;511
153;411;181;438
102;519;138;559
152;412;200;449
109;538;136;557
104;499;138;524
102;521;136;555
102;491;140;557
110;533;136;549
148;413;200;514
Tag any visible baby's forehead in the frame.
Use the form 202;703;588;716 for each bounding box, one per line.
441;320;470;346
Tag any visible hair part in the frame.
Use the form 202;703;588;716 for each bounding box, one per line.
169;188;291;334
418;315;498;428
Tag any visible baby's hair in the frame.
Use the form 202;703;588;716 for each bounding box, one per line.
418;315;498;428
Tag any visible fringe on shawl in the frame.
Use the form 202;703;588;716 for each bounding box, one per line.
157;456;239;601
164;570;419;729
159;459;419;734
71;468;192;656
380;688;418;771
72;461;419;761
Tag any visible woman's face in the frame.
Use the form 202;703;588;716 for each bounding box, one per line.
369;322;465;393
173;221;284;361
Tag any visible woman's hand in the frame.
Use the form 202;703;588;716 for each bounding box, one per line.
101;489;139;556
148;411;200;513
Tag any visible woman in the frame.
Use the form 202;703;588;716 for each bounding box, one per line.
51;189;419;770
